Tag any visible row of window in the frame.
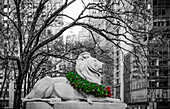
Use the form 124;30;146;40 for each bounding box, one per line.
131;82;147;90
148;69;168;76
153;8;166;16
115;78;120;85
115;64;119;71
149;80;168;88
153;0;170;6
116;72;119;78
153;21;170;27
148;49;168;55
149;59;168;66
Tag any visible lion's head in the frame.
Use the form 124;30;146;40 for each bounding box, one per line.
75;52;104;84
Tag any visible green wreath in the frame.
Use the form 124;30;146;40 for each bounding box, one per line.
66;71;111;98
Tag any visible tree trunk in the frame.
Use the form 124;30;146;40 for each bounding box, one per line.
0;64;8;97
13;75;23;109
24;74;27;97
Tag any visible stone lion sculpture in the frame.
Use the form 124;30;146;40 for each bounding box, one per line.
23;52;120;104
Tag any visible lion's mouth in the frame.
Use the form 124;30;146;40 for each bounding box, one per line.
98;63;106;74
97;68;103;74
98;69;102;72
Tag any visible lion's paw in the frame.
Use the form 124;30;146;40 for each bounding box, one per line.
49;98;61;102
104;98;121;102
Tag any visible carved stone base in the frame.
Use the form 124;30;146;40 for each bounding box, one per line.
25;102;126;109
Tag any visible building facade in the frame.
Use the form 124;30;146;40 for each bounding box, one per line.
124;42;170;109
104;0;133;102
124;0;170;109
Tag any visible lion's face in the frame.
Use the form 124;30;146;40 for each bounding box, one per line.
76;52;104;84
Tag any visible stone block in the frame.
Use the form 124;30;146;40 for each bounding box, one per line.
26;102;126;109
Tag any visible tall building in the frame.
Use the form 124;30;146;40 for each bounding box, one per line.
104;0;133;102
124;53;131;104
113;37;125;101
88;0;107;47
124;0;170;109
45;0;63;35
146;0;170;108
124;49;149;108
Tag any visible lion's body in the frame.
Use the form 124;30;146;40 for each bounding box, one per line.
23;52;121;103
24;76;85;102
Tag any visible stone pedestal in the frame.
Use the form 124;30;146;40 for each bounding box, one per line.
25;102;126;109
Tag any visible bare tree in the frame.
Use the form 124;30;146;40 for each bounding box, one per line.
1;0;168;108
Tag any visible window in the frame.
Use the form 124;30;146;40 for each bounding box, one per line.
166;21;169;26
162;69;168;76
156;69;159;76
162;9;166;15
153;9;157;16
149;81;157;87
116;79;120;85
153;22;157;26
159;60;168;66
150;59;159;66
116;64;119;70
92;11;96;14
0;75;3;79
132;84;136;90
116;72;119;77
158;9;161;16
136;84;139;89
137;83;141;89
159;50;168;55
158;2;161;6
161;0;166;6
166;0;170;6
159;80;168;87
133;65;139;69
153;0;157;6
149;69;159;76
116;57;119;63
161;21;164;26
140;83;143;88
160;69;168;76
116;51;119;56
158;22;161;26
154;9;166;16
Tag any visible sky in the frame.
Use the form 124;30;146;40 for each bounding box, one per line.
64;0;91;19
64;0;84;19
63;0;91;36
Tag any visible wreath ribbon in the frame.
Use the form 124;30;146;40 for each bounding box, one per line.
66;71;111;98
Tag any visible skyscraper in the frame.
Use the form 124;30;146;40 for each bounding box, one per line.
124;0;170;109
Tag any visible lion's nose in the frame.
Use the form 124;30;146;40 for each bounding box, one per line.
97;63;105;73
102;63;106;68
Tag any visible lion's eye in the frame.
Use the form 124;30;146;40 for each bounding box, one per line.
94;60;97;62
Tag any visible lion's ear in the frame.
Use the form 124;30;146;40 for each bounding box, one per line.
82;55;89;59
76;57;84;61
80;52;90;57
